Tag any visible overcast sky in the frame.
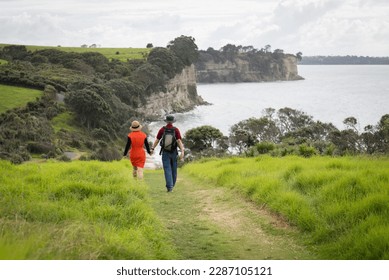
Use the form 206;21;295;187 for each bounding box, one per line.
1;0;388;56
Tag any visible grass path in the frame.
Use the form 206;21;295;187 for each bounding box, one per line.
145;169;316;260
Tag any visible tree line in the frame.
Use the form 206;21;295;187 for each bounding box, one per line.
183;107;389;159
300;56;389;65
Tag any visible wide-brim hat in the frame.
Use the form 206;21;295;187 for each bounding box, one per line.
164;115;176;123
130;120;142;131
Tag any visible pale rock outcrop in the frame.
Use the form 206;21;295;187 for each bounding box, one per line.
138;65;205;119
196;54;303;83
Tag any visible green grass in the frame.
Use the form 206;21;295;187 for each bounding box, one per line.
51;111;81;133
0;43;150;62
2;155;387;260
183;155;389;259
0;160;177;259
145;170;314;260
0;84;42;113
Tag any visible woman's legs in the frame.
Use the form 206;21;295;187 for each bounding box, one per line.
132;166;144;179
137;167;144;179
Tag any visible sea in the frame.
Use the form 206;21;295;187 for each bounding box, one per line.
146;65;389;167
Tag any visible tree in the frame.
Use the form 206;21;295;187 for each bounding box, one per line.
147;47;180;79
65;88;112;129
229;128;254;154
107;79;144;107
220;44;239;61
277;107;314;134
343;116;358;131
229;116;280;154
273;49;284;60
296;52;303;61
361;125;379;154
1;45;30;61
184;125;224;153
330;129;360;155
80;52;110;73
167;35;199;66
131;62;166;94
264;44;271;53
376;114;389;153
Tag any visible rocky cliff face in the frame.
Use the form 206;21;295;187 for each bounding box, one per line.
196;54;303;83
138;65;205;120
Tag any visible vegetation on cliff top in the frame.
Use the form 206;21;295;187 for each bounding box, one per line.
0;36;199;163
196;44;301;83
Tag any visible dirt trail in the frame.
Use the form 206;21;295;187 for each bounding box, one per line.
145;170;316;260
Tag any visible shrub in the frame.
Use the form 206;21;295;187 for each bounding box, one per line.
91;128;111;141
255;142;275;154
298;144;317;157
27;142;55;154
91;146;121;161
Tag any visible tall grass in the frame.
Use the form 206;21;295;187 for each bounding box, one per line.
0;160;177;259
0;84;42;113
183;156;389;259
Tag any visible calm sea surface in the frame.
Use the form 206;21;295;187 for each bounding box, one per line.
149;65;389;137
146;65;389;167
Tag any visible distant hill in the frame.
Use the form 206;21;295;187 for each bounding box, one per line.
0;43;150;62
300;55;389;65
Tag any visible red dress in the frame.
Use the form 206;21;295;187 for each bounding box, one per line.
128;131;147;168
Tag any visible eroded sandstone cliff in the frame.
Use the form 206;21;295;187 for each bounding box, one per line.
138;64;205;119
196;54;303;83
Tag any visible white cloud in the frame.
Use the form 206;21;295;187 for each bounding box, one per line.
0;0;388;55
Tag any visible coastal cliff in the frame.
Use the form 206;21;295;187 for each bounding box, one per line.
138;64;205;119
196;49;303;83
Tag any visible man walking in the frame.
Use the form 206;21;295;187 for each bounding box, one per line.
151;115;184;192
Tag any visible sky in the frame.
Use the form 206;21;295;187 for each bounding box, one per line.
1;0;389;56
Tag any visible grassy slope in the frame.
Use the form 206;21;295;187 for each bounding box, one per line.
0;84;42;113
183;155;389;259
145;170;315;260
1;155;387;260
0;43;150;62
0;160;177;260
51;111;81;133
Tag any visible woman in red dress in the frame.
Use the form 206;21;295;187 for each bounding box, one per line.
123;120;151;179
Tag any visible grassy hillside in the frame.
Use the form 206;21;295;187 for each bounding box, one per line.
183;155;389;259
0;160;177;259
0;84;42;113
1;155;388;260
0;43;150;61
146;170;316;260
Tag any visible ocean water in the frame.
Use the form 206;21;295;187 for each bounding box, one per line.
150;65;389;136
146;65;389;167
